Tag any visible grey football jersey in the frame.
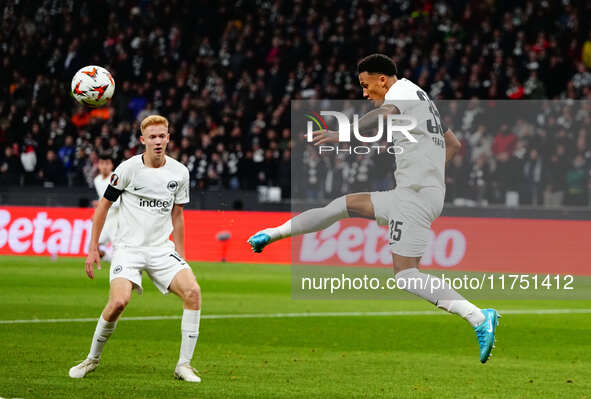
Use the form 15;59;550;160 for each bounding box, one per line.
384;78;446;191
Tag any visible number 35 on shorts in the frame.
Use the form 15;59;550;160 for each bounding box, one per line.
389;220;403;245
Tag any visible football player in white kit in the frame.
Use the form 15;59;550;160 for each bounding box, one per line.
93;153;118;262
248;54;499;363
69;115;202;382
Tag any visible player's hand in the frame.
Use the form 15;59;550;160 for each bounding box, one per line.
311;130;339;146
85;248;102;279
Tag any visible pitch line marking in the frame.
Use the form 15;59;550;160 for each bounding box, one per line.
0;308;590;325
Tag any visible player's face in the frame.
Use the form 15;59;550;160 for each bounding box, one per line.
141;124;170;158
97;159;113;177
358;72;388;106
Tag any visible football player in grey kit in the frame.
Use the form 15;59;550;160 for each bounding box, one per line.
69;115;202;382
248;54;500;363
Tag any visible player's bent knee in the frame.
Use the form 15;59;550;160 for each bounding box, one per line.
183;285;201;308
110;296;130;313
391;254;421;273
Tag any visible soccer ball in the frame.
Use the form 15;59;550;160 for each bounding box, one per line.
70;65;115;107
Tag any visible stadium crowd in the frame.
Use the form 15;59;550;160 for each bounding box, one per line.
1;0;590;207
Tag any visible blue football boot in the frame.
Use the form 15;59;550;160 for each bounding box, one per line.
474;309;500;363
247;231;272;253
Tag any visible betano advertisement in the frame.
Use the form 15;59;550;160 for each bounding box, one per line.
0;206;589;275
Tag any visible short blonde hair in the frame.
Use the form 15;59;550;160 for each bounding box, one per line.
140;115;169;134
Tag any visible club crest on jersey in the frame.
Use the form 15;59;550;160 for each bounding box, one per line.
110;173;119;186
167;180;179;192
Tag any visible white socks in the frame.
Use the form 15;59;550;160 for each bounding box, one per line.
395;268;485;327
267;196;349;242
88;316;117;360
86;310;201;365
178;309;201;365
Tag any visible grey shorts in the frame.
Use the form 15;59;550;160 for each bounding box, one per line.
370;186;444;257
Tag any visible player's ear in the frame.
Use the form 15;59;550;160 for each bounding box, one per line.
139;134;145;145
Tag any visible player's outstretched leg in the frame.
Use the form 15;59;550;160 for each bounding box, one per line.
248;195;351;253
393;256;500;363
69;278;131;378
169;269;202;383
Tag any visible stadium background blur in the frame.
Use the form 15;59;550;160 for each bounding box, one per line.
1;0;591;207
2;2;591;397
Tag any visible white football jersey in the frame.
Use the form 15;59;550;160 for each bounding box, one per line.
384;78;446;191
94;173;120;208
108;154;190;248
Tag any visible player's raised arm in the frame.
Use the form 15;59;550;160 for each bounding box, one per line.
171;204;186;259
357;103;399;134
85;197;113;279
444;128;462;167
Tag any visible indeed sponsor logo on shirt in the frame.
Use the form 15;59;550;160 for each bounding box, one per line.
138;198;171;208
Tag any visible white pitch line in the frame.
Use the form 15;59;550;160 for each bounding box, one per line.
0;308;590;325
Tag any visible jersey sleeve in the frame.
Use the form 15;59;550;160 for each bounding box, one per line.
104;161;132;201
174;167;190;205
110;161;132;190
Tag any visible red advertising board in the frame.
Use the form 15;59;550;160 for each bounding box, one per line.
0;206;291;263
0;206;589;275
292;218;591;275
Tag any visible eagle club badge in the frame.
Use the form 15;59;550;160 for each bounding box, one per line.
167;180;179;192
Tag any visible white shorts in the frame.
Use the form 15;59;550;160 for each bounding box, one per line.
370;186;444;257
110;245;192;295
98;208;118;245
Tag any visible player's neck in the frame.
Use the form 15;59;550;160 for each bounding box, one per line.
385;76;398;91
143;153;166;168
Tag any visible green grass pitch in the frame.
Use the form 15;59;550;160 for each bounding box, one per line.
0;256;590;398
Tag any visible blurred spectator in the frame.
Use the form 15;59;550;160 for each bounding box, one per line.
0;146;22;185
38;150;66;187
566;155;588;206
0;0;589;209
467;154;491;205
237;151;256;190
82;151;99;187
71;107;91;129
524;72;546;99
20;145;37;185
278;149;291;199
572;63;591;91
58;135;76;184
445;155;470;204
492;125;517;156
543;146;570;207
522;149;543;206
491;152;523;205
